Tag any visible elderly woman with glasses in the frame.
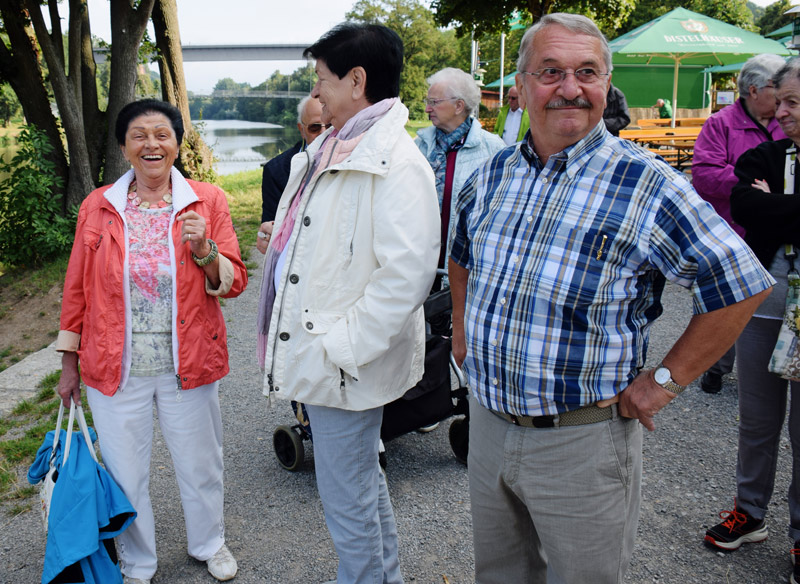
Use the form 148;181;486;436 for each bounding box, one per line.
415;67;505;287
691;53;787;395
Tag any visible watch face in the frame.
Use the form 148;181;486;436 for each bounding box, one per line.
654;367;671;385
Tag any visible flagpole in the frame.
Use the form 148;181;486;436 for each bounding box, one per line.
500;33;506;105
671;58;679;128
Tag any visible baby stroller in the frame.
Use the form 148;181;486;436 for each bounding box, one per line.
272;283;470;471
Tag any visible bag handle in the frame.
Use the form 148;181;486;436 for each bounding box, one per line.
49;401;66;464
59;397;98;468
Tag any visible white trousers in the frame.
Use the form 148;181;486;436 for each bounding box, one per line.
87;374;226;580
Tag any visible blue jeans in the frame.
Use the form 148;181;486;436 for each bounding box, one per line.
305;404;403;584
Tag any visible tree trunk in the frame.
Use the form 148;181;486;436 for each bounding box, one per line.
0;0;69;207
26;0;95;209
152;0;215;182
103;0;156;184
75;0;105;183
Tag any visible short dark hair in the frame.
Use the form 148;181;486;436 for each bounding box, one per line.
303;22;404;103
115;99;185;146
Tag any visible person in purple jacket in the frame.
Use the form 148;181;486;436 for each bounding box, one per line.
692;53;786;394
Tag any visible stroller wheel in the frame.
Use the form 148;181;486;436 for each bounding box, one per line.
448;417;469;466
273;425;305;471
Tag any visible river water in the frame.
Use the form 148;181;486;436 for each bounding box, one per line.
193;119;300;176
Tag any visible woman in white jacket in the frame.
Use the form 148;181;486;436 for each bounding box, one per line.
256;23;439;584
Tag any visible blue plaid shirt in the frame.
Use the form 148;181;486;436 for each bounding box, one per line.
451;123;774;417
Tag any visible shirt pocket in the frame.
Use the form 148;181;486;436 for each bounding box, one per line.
544;227;612;307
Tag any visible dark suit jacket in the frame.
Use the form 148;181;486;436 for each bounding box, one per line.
261;141;302;222
603;84;630;136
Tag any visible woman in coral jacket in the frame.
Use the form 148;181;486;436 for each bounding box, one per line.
56;99;247;584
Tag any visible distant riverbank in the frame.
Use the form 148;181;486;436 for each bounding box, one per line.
194;119;297;175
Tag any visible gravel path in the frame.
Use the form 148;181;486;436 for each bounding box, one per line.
1;249;795;584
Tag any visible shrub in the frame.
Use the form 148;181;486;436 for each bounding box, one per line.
0;125;75;267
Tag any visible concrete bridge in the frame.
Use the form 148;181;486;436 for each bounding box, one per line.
190;89;309;99
92;43;310;64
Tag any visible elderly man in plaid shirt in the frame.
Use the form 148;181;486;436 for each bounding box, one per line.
448;13;774;584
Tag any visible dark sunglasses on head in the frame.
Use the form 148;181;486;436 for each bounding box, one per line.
306;123;331;133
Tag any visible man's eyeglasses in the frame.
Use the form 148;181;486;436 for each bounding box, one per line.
521;67;609;85
305;123;331;133
425;97;459;107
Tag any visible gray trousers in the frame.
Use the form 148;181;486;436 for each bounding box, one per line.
707;344;736;377
468;397;642;584
735;316;800;540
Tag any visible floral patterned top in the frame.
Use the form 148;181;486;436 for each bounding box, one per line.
125;201;173;376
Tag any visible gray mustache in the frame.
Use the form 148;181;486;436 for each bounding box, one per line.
546;98;592;109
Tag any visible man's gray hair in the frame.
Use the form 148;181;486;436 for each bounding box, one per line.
739;54;786;95
426;67;482;117
297;96;312;124
516;13;612;75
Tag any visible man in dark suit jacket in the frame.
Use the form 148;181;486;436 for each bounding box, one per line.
257;96;327;253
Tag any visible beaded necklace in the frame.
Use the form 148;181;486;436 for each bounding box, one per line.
127;180;173;209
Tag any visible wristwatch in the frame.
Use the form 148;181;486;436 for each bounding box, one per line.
653;363;686;395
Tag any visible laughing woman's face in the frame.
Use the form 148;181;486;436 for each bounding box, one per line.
120;112;179;183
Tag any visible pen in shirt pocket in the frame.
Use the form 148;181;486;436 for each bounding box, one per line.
595;234;608;260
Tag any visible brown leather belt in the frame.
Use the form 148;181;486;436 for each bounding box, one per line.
497;403;616;428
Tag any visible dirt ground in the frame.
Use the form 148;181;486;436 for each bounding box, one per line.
0;281;62;372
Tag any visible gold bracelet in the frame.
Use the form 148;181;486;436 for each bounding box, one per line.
192;239;219;267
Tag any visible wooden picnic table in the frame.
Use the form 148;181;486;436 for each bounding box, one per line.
620;127;702;143
620;130;698;171
636;117;707;127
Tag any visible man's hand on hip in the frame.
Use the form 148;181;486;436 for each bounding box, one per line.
617;369;677;431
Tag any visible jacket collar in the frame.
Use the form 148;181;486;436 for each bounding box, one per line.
304;100;410;177
418;117;484;151
104;167;199;215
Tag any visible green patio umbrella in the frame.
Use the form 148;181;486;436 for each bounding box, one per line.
485;72;518;90
609;7;791;126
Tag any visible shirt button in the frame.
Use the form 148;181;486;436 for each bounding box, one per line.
289;274;299;284
541;176;548;184
180;319;185;324
303;216;311;226
490;339;498;346
500;297;506;305
527;216;533;223
492;378;499;385
279;332;290;341
305;322;314;330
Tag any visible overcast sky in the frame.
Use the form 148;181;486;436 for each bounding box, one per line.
84;0;780;94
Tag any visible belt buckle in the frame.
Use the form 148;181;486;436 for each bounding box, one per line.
532;415;555;428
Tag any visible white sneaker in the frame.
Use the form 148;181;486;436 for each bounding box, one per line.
207;544;238;581
123;577;151;584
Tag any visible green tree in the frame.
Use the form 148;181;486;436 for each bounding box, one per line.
347;0;459;120
756;0;794;35
617;0;756;37
0;83;21;126
431;0;636;38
